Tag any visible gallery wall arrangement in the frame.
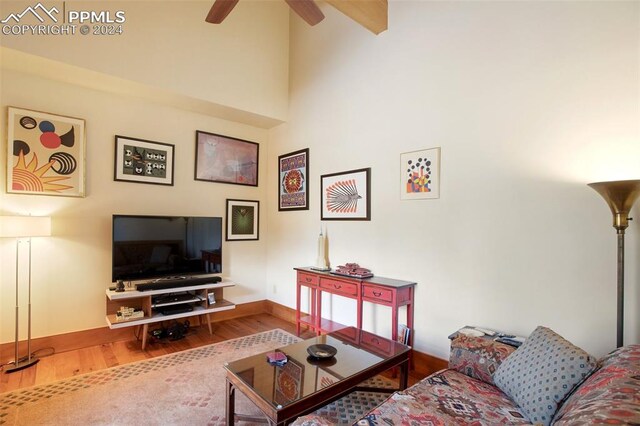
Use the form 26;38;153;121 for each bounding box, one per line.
7;107;86;197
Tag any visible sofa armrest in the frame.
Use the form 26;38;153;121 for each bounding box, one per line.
449;335;516;385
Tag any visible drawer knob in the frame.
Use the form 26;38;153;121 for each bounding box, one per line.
334;284;342;289
372;337;379;344
306;277;312;282
373;291;382;297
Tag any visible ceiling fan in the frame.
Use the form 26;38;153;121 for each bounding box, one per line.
205;0;388;35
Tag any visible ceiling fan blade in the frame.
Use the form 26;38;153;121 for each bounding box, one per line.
285;0;325;26
205;0;240;24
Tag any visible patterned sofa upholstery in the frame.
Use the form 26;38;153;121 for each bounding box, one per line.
293;334;640;425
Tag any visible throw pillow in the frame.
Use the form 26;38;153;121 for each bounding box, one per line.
493;326;598;426
449;335;517;385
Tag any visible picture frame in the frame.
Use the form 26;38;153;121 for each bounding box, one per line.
400;147;440;200
320;168;371;221
114;135;175;186
278;148;309;211
7;106;86;197
226;199;259;241
195;130;259;187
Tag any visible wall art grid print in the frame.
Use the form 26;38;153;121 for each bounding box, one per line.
7;107;85;197
400;147;440;200
278;148;309;211
114;136;174;186
321;168;371;220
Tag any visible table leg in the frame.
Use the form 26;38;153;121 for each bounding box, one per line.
205;313;213;334
226;379;235;425
399;358;409;390
141;324;149;350
296;282;301;336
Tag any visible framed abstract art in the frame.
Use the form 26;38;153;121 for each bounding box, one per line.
226;199;259;241
278;148;309;211
195;131;259;187
114;135;175;186
7;106;86;197
400;147;440;200
320;168;371;221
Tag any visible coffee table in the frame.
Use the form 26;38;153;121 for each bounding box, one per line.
224;327;410;425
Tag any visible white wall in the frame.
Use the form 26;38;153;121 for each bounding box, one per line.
0;68;268;341
0;0;290;121
267;1;640;359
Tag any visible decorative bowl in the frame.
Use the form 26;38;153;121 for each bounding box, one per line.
307;344;337;359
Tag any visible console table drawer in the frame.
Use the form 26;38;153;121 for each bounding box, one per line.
297;272;319;286
320;278;358;296
361;331;393;354
362;285;393;303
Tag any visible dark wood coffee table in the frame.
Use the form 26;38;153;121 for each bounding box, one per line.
224;327;410;425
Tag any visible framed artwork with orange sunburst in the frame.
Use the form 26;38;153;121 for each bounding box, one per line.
7;107;86;197
278;148;309;211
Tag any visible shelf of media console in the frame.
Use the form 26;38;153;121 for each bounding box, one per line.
105;279;236;329
151;295;204;308
106;300;235;329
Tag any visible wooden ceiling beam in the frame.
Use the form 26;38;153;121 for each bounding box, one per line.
324;0;388;35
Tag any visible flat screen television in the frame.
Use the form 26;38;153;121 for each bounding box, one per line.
112;215;222;283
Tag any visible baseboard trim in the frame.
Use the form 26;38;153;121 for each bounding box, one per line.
1;299;448;377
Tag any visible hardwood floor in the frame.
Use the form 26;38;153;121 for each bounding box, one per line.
0;313;315;394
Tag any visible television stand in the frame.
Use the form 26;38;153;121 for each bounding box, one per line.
105;279;235;349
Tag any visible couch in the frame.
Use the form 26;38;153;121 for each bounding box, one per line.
294;326;640;425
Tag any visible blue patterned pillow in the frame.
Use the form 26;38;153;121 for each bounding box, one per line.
493;326;598;426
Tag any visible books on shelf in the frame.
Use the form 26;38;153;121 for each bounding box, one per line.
397;324;411;346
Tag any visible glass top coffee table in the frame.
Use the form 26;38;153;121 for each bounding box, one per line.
224;327;411;425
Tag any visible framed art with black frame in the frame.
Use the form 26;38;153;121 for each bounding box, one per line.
195;130;259;187
278;148;309;211
226;199;259;241
320;167;371;221
114;135;174;186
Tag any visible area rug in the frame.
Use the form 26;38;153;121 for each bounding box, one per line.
0;329;392;425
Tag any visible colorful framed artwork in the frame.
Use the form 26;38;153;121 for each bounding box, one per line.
320;168;371;221
274;356;304;405
195;131;259;187
226;199;259;241
278;148;309;211
114;135;174;186
7;106;86;197
400;147;440;200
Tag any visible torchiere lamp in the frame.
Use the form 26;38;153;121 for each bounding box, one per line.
588;179;640;348
0;215;51;372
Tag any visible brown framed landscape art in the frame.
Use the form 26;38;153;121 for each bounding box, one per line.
114;135;175;186
7;106;86;197
278;148;309;211
321;168;371;221
226;199;259;241
195;131;259;187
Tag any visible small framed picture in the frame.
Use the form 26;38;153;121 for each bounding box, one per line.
7;106;86;197
114;135;175;186
321;168;371;221
226;199;259;241
400;147;440;200
278;148;309;211
195;131;259;187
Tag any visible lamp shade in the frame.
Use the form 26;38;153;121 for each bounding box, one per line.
0;216;51;238
588;180;640;231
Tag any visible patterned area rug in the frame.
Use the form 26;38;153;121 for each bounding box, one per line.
0;329;392;425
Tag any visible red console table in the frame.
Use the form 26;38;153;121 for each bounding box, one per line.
294;267;416;347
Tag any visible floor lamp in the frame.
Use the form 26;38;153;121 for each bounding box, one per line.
588;180;640;348
0;215;51;373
